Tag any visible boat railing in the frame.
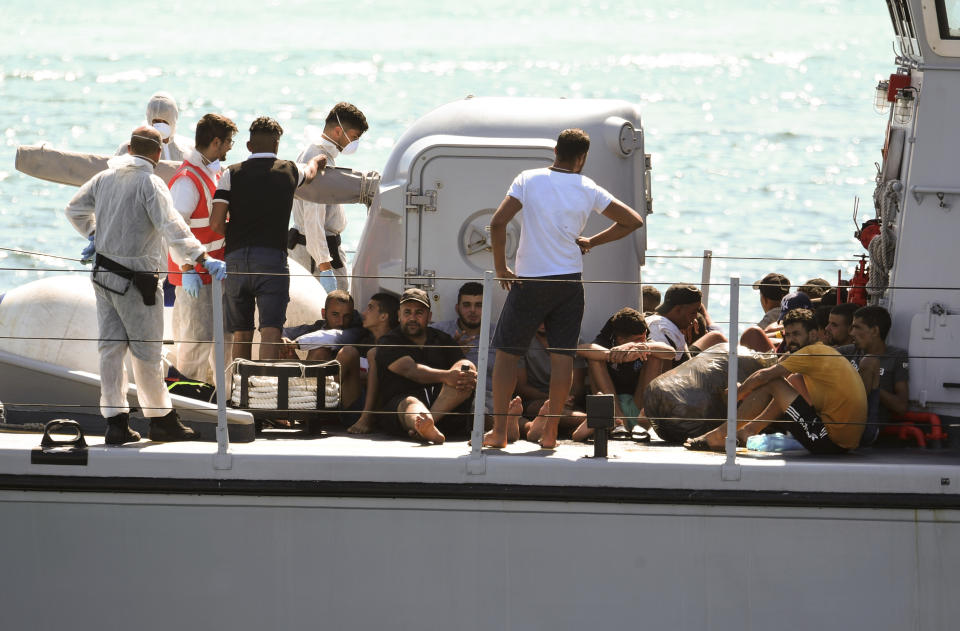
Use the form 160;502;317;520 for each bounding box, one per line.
1;247;956;469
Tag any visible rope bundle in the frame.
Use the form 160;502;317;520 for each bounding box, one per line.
230;373;340;410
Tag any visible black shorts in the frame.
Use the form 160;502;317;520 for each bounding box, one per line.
492;273;584;357
783;396;848;454
380;390;474;438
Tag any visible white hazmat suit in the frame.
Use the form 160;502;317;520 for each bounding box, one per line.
116;92;192;162
65;154;206;419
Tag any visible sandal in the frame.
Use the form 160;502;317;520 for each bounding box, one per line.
610;425;632;440
631;427;651;443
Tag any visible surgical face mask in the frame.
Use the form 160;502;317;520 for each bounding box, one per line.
205;159;221;173
340;138;360;155
335;113;361;155
152;121;172;140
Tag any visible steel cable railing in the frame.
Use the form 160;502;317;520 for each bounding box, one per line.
1;255;957;462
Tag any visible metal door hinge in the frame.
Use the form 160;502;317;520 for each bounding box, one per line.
404;268;436;292
406;189;437;212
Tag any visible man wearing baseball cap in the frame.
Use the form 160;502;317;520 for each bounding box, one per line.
373;288;477;444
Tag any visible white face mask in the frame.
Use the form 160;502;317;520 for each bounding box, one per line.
152;121;172;140
334;113;360;155
205;159;221;173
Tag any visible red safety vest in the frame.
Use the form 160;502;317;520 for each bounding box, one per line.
166;161;223;285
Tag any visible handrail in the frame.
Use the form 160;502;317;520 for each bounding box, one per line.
212;277;231;470
723;277;740;478
468;270;493;471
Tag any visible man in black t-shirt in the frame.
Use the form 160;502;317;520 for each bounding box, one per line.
375;288;477;444
210;116;325;362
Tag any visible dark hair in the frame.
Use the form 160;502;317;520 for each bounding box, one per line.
782;308;817;333
829;302;859;326
556;128;590;162
371;292;400;329
195;113;238;149
609;307;649;338
854;305;892;340
814;304;832;331
799;278;831;299
820;288;838;306
326;102;369;134
324;289;353;310
457;281;483;302
249;116;283;138
641;285;661;311
656;283;702;315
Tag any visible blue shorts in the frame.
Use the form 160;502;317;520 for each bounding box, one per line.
492;273;584;357
223;247;290;332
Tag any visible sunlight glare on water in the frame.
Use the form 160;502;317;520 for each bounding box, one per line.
0;0;893;325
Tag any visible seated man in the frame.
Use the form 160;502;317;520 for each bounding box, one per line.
641;285;661;313
344;292;400;434
823;302;859;347
646;284;726;372
799;278;832;303
741;290;813;353
575;307;676;440
836;305;908;446
685;308;866;454
752;272;791;329
430;281;495;415
514;322;588;443
281;289;360;360
375;288;477;444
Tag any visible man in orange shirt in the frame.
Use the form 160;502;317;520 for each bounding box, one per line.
685;308;866;454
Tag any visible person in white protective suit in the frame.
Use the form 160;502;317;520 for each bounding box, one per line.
288;102;369;292
66;126;227;446
115;91;192;162
167;113;238;383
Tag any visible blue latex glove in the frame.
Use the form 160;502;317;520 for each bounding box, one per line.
317;268;337;293
80;235;96;265
182;269;202;298
202;256;227;281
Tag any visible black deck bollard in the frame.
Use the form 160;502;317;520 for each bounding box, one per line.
586;394;615;458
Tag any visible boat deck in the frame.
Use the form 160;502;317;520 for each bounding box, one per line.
2;419;958;506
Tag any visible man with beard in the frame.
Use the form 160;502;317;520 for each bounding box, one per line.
684;308;866;454
824;302;859;347
430;282;495;414
375;288;477;443
167;113;238;383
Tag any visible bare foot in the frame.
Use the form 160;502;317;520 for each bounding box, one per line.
525;400;550;444
482;428;507;448
506;396;523;443
539;418;559;449
571;419;593;442
347;415;376;434
412;413;445;444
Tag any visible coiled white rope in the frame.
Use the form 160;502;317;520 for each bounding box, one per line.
228;360;340;410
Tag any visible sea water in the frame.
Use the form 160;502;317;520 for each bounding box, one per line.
0;0;893;327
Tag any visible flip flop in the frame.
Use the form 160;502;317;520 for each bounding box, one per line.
631;427;651;443
610;425;632;440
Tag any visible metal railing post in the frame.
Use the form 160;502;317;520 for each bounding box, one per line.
700;249;713;310
722;276;740;479
468;270;494;472
212;277;232;470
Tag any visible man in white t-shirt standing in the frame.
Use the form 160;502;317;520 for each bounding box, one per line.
483;128;644;449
